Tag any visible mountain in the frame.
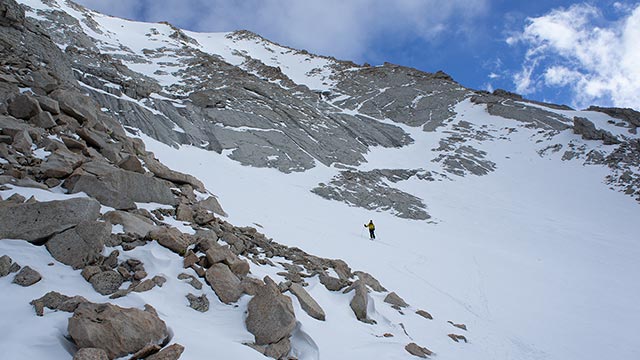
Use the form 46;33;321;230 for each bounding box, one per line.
1;0;639;360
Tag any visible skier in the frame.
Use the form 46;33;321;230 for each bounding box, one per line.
364;220;375;240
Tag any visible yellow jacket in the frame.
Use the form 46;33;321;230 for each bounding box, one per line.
366;222;375;230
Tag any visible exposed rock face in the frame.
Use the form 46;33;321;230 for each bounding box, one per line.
68;303;169;359
288;283;326;321
587;106;640;128
12;265;41;286
7;93;41;119
472;93;571;131
45;220;110;269
573;117;620;145
313;169;432;220
246;277;296;346
205;263;243;304
64;162;178;210
0;197;101;243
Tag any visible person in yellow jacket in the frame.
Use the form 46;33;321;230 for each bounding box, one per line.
364;220;375;240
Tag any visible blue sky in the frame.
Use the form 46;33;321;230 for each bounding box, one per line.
75;0;640;110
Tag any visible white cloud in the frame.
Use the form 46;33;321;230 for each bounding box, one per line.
74;0;489;63
509;3;640;109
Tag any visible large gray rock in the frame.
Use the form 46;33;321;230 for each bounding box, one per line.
89;270;124;295
7;94;41;119
35;95;61;115
0;197;101;243
205;263;242;304
117;155;145;174
102;210;158;237
45;220;111;269
68;303;169;359
345;280;374;324
0;255;13;277
50;89;98;125
40;148;85;179
246;276;296;345
148;227;189;255
288;283;325;321
65;162;177;210
11;130;33;154
205;243;236;265
73;348;109;360
12;266;42;286
30;111;57;129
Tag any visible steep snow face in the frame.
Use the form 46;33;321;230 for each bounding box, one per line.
143;99;640;360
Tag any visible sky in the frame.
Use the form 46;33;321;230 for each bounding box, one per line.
73;0;640;111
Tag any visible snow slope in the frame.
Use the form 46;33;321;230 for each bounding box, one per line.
141;99;640;360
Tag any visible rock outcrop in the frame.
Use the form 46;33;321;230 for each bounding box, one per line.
246;277;296;354
68;303;169;359
573;117;621;145
45;220;110;269
288;283;326;321
0;197;101;243
345;280;375;324
205;263;243;304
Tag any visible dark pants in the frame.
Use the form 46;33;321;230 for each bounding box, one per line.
369;229;375;239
